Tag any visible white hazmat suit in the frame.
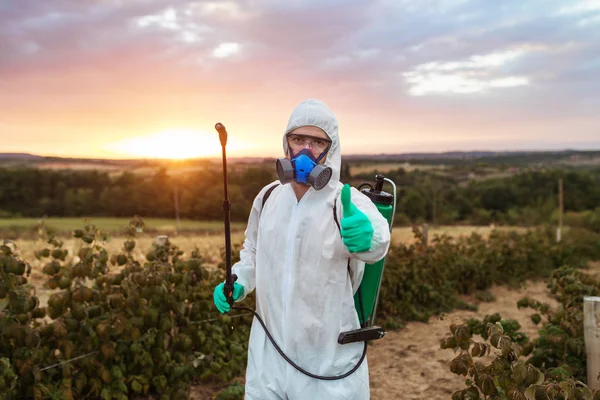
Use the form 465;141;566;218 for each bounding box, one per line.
232;99;391;399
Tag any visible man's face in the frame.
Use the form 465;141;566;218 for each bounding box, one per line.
286;126;331;164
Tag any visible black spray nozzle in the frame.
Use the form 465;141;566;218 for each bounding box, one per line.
358;174;386;193
215;123;228;147
359;174;393;206
374;174;385;192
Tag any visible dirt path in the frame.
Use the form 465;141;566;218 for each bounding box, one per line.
368;279;556;400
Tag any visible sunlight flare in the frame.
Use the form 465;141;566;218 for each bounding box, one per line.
105;128;248;159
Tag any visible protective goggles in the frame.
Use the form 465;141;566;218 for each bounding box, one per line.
286;133;332;154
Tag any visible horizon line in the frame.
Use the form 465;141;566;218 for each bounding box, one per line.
2;148;600;163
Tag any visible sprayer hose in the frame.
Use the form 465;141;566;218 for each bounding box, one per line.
232;306;367;381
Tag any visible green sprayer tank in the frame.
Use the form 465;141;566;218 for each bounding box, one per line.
355;174;395;327
338;173;396;345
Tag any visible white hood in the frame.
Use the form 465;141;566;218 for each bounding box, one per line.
282;99;341;184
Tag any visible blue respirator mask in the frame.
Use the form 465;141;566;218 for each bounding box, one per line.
276;147;333;191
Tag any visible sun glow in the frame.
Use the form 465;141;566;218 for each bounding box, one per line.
106;129;246;159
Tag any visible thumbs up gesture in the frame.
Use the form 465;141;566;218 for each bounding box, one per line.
341;184;374;253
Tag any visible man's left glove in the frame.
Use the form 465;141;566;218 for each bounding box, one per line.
340;184;374;253
213;282;244;313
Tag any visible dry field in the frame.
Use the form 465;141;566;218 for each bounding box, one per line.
0;217;246;236
390;224;524;244
35;162;125;171
350;162;446;176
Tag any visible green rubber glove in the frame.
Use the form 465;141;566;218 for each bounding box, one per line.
340;184;374;253
213;282;244;313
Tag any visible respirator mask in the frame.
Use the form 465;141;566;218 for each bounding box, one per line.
276;134;333;191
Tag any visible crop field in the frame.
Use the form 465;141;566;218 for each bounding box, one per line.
8;223;514;274
7;224;518;312
2;219;598;399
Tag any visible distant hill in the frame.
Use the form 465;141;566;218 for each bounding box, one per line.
342;150;600;166
0;153;45;160
342;150;594;161
1;150;599;170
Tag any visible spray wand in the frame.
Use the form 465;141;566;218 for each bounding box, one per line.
215;122;237;306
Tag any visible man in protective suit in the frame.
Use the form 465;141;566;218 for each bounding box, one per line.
213;99;391;399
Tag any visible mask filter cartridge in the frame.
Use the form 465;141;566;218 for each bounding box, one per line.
276;148;332;190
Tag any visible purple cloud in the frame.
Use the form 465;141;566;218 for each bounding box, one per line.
0;0;599;156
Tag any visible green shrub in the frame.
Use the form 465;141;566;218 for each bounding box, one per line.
0;219;252;399
519;266;600;382
442;317;600;399
216;381;245;400
377;226;598;326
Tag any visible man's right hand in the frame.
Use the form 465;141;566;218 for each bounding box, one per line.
213;282;244;313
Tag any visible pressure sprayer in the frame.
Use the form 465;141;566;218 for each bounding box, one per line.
338;174;396;345
215;122;396;380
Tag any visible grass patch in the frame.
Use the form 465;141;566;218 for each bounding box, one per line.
0;217;246;235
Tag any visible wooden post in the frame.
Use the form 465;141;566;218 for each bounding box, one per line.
423;223;429;247
174;186;181;235
584;296;600;390
431;184;437;226
557;178;563;243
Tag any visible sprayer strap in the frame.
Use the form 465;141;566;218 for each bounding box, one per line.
261;183;280;210
333;199;341;233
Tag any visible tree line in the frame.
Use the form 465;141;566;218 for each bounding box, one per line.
0;166;276;222
0;164;599;227
351;166;600;227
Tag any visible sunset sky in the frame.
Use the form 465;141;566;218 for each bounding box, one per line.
1;0;599;159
